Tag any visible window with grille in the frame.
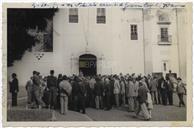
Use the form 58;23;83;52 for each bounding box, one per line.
97;8;106;24
69;8;78;23
130;25;138;40
160;28;169;42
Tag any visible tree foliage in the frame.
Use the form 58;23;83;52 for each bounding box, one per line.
7;9;57;66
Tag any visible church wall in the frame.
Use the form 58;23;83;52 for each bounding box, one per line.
53;8;145;76
7;52;54;86
176;6;191;82
144;9;180;77
8;8;187;85
111;9;144;74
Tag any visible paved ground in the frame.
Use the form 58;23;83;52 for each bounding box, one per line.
7;104;186;121
7;93;186;121
7;86;27;99
85;105;186;121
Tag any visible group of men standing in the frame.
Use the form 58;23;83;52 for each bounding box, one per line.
9;70;186;120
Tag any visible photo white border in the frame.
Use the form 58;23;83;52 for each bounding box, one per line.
1;2;193;127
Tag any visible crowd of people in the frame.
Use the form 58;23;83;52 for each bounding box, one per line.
9;70;186;121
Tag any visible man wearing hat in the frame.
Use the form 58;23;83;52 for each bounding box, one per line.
9;73;19;106
47;70;58;109
149;76;158;104
77;77;87;114
71;76;80;111
136;80;151;120
176;77;186;107
94;77;103;109
113;75;120;107
59;75;72;114
126;76;139;112
25;76;34;107
103;77;112;110
88;76;96;108
32;71;45;109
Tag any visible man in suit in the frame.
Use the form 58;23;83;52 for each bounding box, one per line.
47;70;58;109
127;77;139;112
32;71;45;109
136;80;151;120
59;75;72;114
25;77;33;107
77;77;87;114
176;77;186;107
160;77;168;105
157;76;163;104
9;73;19;106
166;76;174;105
150;76;158;104
71;76;79;111
103;77;112;110
113;76;120;107
94;77;103;109
88;76;96;108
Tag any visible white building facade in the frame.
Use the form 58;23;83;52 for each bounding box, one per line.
8;8;189;85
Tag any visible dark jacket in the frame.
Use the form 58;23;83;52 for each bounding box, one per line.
157;78;163;90
26;79;33;92
77;81;87;97
166;80;174;92
10;78;19;93
72;81;79;97
104;82;111;96
47;75;57;89
94;81;103;96
110;79;114;95
160;80;168;91
57;78;63;88
33;75;41;87
137;85;148;104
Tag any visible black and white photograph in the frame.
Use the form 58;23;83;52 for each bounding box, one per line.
2;2;192;127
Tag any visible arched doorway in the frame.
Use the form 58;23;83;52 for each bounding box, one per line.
79;54;97;76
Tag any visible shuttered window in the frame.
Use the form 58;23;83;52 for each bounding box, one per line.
130;25;138;40
69;8;78;23
97;8;106;24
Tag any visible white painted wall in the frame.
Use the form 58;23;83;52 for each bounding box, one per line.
8;8;187;85
53;8;145;76
144;9;180;77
